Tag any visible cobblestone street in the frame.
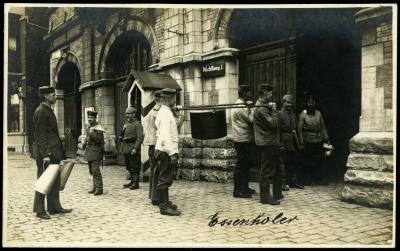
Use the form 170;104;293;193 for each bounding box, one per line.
3;154;394;248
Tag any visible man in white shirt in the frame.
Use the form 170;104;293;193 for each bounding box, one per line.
143;90;162;200
152;88;183;216
231;85;256;198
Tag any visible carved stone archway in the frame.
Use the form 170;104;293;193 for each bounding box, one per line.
54;51;82;87
213;9;234;49
98;16;160;76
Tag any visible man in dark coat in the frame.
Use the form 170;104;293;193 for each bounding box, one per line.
83;110;105;195
253;83;284;205
32;86;72;219
120;107;144;190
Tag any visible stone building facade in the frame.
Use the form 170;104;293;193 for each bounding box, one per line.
36;6;394;210
7;7;50;155
341;7;394;209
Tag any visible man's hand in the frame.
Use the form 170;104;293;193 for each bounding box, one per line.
171;154;178;165
131;149;137;155
43;156;50;165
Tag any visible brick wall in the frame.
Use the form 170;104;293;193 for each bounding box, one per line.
49;7;75;32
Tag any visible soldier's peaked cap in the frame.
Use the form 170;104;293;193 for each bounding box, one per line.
125;107;137;114
38;86;55;94
282;94;294;102
87;110;98;117
238;85;250;91
259;83;273;91
161;88;176;95
153;90;162;98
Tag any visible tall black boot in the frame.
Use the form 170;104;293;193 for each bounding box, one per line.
159;189;181;216
260;182;280;205
273;183;284;200
129;173;140;190
123;170;134;188
233;173;251;198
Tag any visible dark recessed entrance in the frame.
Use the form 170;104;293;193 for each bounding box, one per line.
228;8;361;182
57;62;82;158
105;30;152;164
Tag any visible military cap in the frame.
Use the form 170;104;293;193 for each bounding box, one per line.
38;86;55;95
87;110;98;117
282;94;294;102
153;90;162;98
238;85;251;91
125;106;137;114
161;88;176;97
259;83;273;91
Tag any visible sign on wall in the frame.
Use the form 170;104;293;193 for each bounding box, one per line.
202;61;225;78
9;37;17;51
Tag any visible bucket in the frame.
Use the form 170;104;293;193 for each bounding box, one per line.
190;110;227;140
60;160;75;191
34;164;60;195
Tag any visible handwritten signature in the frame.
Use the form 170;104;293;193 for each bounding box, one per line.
207;211;299;227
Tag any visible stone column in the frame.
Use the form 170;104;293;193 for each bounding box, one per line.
341;7;394;209
95;85;117;159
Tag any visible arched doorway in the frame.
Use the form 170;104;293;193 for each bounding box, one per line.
105;30;152;163
57;62;82;158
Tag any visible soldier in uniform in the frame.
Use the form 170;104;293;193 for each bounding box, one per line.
143;90;162;200
231;85;256;198
298;95;330;185
32;86;72;219
152;88;182;216
278;95;304;189
83;110;105;195
120;107;144;190
253;83;284;205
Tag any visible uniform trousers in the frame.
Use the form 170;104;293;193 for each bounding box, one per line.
233;142;252;191
258;145;284;184
301;142;325;184
148;145;155;199
151;150;175;201
124;152;141;179
89;160;103;190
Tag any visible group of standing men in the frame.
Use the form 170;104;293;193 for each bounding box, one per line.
232;84;330;205
31;82;329;220
32;85;184;219
82;88;184;217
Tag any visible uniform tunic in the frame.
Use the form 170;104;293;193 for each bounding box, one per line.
120;119;144;176
32;103;64;213
298;109;329;184
279;108;299;184
253;98;284;184
84;122;105;191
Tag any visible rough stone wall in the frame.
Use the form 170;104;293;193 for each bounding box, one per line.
177;137;236;182
341;9;393;209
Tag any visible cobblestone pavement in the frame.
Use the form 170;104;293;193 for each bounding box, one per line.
3;154;394;248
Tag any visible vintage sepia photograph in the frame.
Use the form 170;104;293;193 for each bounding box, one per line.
3;3;396;248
